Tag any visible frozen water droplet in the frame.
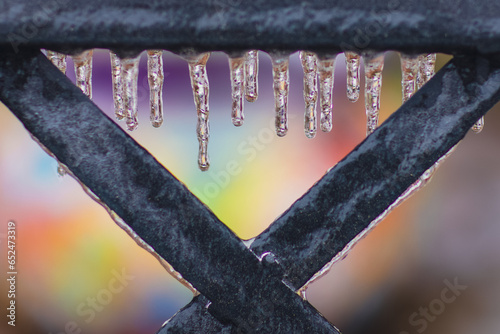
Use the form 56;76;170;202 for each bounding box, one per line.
72;50;93;99
187;53;211;171
400;54;420;104
298;285;308;299
245;50;259;102
121;54;141;131
46;51;67;74
147;50;164;128
417;53;436;90
318;56;337;132
471;116;484;133
271;55;289;137
345;52;360;102
110;51;125;120
299;51;318;138
57;163;67;177
364;52;385;136
228;55;246;126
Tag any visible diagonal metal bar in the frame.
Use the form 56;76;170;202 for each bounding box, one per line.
160;54;500;331
0;48;339;333
1;0;500;56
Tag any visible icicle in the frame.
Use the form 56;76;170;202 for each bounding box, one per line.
228;55;246;126
364;52;385;136
471;116;484;133
245;50;259;102
400;54;420;104
187;53;211;171
72;50;93;99
318;56;337;132
110;52;125;120
417;53;436;90
46;51;67;74
121;55;141;131
299;51;318;138
345;52;360;102
271;55;289;137
147;50;164;128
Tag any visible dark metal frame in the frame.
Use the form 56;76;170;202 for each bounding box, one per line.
1;1;500;333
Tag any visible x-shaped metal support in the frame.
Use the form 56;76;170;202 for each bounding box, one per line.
1;48;500;333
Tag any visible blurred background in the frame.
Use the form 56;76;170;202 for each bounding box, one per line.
0;50;499;334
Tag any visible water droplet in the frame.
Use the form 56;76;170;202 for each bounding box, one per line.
400;54;419;104
110;51;125;120
245;50;259;102
121;54;141;131
228;55;246;126
187;53;211;171
471;116;484;133
299;51;318;138
364;52;385;136
147;50;164;128
345;52;360;102
417;53;436;90
318;55;337;132
46;51;67;74
271;55;289;137
72;50;93;99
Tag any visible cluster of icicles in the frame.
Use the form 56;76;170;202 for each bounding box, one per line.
45;49;484;173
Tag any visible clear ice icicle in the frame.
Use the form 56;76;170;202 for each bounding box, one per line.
187;53;211;171
299;51;318;138
400;54;420;104
318;56;336;132
121;55;141;131
228;55;246;126
271;55;290;137
345;52;360;102
245;50;259;102
417;53;437;90
147;50;164;128
364;53;385;136
110;52;125;120
471;116;484;133
46;51;67;74
72;50;93;99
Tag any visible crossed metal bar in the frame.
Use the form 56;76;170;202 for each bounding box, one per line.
1;48;500;333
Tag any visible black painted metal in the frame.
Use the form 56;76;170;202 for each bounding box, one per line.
159;54;500;331
0;48;339;333
1;0;500;56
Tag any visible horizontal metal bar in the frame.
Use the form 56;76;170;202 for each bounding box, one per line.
1;0;500;56
161;54;500;331
0;48;339;333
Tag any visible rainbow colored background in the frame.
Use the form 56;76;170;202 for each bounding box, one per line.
1;50;500;334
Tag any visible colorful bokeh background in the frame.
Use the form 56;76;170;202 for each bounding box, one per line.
1;50;500;334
